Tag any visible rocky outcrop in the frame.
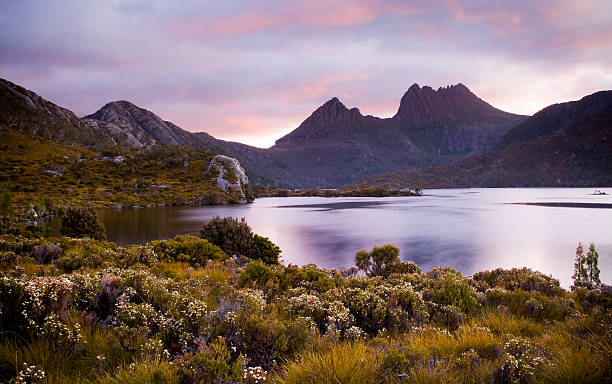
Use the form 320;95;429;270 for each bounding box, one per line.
205;155;251;203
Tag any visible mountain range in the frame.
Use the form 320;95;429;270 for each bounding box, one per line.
1;77;610;188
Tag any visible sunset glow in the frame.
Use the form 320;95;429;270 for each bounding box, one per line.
1;0;610;148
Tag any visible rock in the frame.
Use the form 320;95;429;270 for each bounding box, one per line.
205;155;250;203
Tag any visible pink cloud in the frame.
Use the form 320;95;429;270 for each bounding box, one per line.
446;0;524;37
168;0;423;39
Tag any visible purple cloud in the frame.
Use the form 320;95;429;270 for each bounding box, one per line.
0;0;610;148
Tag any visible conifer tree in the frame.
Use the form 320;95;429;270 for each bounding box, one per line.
586;243;601;287
572;242;587;288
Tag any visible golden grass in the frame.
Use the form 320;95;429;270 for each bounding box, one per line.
272;342;382;384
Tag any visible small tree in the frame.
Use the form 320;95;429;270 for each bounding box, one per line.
572;242;601;289
586;243;601;287
355;244;401;277
61;206;106;241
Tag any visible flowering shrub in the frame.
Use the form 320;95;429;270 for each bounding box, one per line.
38;313;84;352
494;337;547;383
10;363;45;384
244;366;268;383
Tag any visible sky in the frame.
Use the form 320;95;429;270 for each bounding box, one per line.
1;1;611;148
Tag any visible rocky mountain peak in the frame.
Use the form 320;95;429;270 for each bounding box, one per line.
307;97;363;125
393;83;510;126
86;100;193;147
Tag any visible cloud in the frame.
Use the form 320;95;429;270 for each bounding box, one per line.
0;0;611;148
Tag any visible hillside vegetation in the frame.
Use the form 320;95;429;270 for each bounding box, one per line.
0;126;252;222
0;223;610;383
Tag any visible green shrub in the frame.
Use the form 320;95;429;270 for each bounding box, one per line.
151;235;227;265
355;244;401;277
426;268;477;314
249;234;281;264
200;216;254;257
188;337;244;383
60;207;106;241
473;268;563;297
240;260;274;287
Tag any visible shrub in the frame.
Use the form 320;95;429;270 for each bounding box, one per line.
189;337;243;383
31;244;61;264
249;234;281;264
355;244;402;277
152;235;227;265
200;216;254;257
60;207;106;241
473;268;563;297
240;260;275;288
426;268;477;314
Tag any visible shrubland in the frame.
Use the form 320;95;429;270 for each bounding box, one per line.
0;126;253;223
0;219;610;383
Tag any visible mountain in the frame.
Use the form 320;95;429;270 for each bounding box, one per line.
498;90;612;146
361;90;612;188
392;84;526;154
0;78;143;149
267;84;526;186
1;77;528;188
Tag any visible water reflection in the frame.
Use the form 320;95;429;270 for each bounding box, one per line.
45;188;611;288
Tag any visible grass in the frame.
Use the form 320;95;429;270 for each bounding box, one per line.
273;342;383;384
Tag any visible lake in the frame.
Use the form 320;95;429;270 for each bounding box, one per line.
89;188;610;288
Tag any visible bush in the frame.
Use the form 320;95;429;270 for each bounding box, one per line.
200;216;254;257
60;207;106;241
426;268;477;314
200;216;281;264
152;235;227;265
355;244;401;277
249;234;281;264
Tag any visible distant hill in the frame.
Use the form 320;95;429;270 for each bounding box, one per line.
361;90;612;188
2;77;530;188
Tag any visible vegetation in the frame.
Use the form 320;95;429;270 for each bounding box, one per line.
0;220;609;383
200;216;281;264
61;207;107;241
572;242;601;289
254;185;422;198
0;127;252;223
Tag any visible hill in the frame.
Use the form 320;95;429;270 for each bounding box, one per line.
0;126;254;222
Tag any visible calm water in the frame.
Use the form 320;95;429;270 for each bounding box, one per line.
83;188;610;288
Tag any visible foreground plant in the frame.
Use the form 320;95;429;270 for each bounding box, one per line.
0;226;610;383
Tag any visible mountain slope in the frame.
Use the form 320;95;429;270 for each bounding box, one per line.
0;78;142;149
499;90;612;146
361;90;612;188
